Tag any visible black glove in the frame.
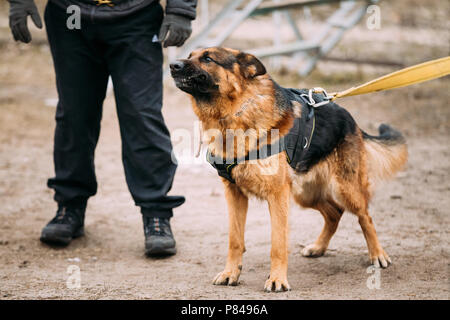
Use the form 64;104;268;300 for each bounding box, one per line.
158;14;192;48
8;0;42;43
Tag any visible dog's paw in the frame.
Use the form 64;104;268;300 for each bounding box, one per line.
370;250;392;268
264;276;291;292
301;244;326;257
212;269;241;286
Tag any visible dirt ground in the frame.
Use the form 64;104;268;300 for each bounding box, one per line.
0;1;449;299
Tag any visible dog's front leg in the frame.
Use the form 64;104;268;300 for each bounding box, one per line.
265;184;291;292
213;182;248;286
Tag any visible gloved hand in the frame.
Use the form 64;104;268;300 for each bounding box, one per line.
8;0;42;43
158;14;192;48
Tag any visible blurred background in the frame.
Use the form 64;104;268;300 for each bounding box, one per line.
0;0;448;299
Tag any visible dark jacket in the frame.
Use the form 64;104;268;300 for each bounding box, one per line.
49;0;197;22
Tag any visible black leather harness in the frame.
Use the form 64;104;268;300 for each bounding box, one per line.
207;89;319;183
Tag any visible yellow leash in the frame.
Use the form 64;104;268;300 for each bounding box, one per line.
306;56;450;105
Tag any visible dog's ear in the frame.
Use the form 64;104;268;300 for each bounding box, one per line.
236;52;266;78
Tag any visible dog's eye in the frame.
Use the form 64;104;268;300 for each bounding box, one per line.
204;56;213;63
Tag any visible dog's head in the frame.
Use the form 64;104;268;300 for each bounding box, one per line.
170;47;267;101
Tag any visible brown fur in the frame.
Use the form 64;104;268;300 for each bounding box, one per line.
174;47;408;292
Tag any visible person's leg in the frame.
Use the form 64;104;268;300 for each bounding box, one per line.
41;2;108;245
45;2;109;207
99;3;184;255
102;3;184;218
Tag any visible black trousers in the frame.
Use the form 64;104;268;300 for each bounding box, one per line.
45;1;184;218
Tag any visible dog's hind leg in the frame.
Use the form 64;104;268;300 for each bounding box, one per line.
357;211;391;268
264;184;291;292
339;180;392;268
302;200;343;257
213;182;248;286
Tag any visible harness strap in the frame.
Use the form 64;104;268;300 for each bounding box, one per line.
206;137;285;183
283;100;315;171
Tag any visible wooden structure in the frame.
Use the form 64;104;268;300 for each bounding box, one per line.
165;0;378;76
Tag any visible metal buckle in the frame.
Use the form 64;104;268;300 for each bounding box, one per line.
303;137;308;149
94;0;114;6
301;87;333;108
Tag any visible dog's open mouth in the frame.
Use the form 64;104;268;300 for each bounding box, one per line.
170;59;218;95
172;73;216;95
173;74;208;88
174;76;192;88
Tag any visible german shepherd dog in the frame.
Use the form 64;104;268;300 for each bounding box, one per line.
170;47;407;292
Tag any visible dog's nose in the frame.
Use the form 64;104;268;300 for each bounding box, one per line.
170;61;184;72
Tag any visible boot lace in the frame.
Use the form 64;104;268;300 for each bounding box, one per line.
145;217;170;236
50;206;80;225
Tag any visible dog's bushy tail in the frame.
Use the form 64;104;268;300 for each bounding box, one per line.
363;124;408;182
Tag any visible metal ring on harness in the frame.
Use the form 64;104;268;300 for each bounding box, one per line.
301;87;333;108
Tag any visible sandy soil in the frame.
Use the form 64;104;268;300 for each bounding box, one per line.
0;0;449;299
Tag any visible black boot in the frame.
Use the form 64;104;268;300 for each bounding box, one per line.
143;216;176;256
40;204;86;246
